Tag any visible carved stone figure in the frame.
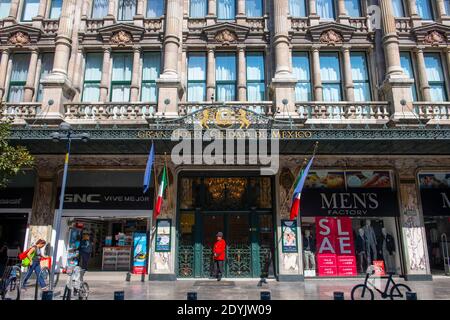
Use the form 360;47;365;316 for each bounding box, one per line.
111;31;133;46
215;30;237;44
319;30;343;46
8;32;31;47
423;31;445;46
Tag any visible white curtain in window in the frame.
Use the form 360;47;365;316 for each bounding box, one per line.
118;0;136;20
320;54;341;101
400;53;417;101
147;0;164;17
190;0;207;17
142;53;160;102
37;53;54;102
22;0;39;21
216;54;236;101
392;0;405;17
217;0;235;19
289;0;306;17
317;0;334;19
292;54;311;101
8;55;30;103
351;53;370;101
425;54;446;102
49;0;62;19
187;54;206;102
247;54;264;102
0;0;11;19
416;0;433;20
111;85;131;102
246;0;262;17
82;53;103;102
344;0;361;17
92;0;109;18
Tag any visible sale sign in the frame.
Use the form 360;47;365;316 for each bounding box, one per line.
315;217;357;277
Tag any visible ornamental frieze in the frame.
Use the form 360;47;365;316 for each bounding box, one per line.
423;31;445;46
214;29;237;44
8;31;31;47
319;30;343;46
110;30;133;46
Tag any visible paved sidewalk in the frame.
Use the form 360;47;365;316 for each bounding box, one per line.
18;273;450;300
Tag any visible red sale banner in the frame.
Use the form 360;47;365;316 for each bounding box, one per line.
316;217;357;277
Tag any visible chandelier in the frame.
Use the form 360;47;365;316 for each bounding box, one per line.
205;178;247;204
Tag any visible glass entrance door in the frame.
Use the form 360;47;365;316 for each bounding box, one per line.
227;213;251;277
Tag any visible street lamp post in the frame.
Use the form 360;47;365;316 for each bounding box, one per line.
49;123;90;290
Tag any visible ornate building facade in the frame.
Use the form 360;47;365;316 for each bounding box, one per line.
1;0;450;281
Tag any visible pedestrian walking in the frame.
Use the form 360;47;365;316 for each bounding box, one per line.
79;233;92;271
213;232;226;281
21;239;49;291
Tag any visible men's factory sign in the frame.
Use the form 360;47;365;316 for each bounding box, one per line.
419;172;450;217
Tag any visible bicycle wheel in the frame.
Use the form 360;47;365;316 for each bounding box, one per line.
390;284;412;300
351;284;374;300
3;277;21;300
78;282;89;300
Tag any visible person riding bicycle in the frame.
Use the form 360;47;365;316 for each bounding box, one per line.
21;239;49;291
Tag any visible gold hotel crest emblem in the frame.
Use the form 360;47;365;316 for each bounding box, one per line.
199;107;251;129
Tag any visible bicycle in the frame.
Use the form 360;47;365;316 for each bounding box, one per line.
62;266;89;300
0;265;21;300
351;267;412;300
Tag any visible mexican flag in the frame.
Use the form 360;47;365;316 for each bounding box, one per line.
154;164;168;218
290;157;314;220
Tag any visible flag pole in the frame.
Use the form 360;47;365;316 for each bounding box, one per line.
147;141;158;278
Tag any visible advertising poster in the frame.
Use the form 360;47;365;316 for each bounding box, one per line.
419;172;450;216
132;232;148;274
155;219;171;252
373;260;386;276
316;217;357;277
281;220;298;253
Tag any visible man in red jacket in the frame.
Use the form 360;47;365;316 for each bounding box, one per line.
213;232;226;281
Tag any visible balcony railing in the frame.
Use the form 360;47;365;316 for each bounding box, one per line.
143;18;164;32
178;102;274;116
64;102;157;123
246;17;266;32
296;102;390;124
187;18;207;30
413;102;450;124
395;17;412;34
42;19;59;34
2;103;42;122
290;17;308;33
349;17;370;33
85;19;105;33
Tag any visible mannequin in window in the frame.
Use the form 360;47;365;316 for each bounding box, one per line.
381;228;396;273
363;220;378;264
355;228;368;273
303;230;316;271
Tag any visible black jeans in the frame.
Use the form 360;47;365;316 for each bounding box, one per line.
80;252;90;271
213;260;224;278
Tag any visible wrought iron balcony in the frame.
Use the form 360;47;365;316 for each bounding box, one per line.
413;102;450;125
295;102;391;125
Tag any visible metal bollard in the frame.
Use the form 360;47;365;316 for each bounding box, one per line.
125;272;131;282
114;291;125;300
42;291;53;300
333;292;345;300
187;292;197;300
406;292;417;300
260;291;271;300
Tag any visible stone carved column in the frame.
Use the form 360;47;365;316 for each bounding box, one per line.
206;47;216;102
312;46;322;101
72;48;84;98
237;0;246;25
408;0;422;27
337;0;349;25
80;0;90;32
238;46;247;102
342;46;354;102
0;49;10;100
105;0;117;25
436;0;450;24
130;46;142;102
380;0;403;77
23;49;40;102
100;47;112;102
208;0;216;15
7;0;20;20
309;0;319;25
415;48;431;101
134;0;145;26
32;0;48;28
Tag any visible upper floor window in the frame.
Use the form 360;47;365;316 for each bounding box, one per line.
400;52;418;101
118;0;136;21
82;52;103;102
141;52;160;102
317;0;335;20
217;0;235;20
21;0;39;22
345;0;361;17
246;52;265;102
292;52;312;102
350;52;371;101
187;53;206;102
92;0;109;19
0;0;11;19
216;53;236;101
36;53;54;102
416;0;433;20
111;52;133;102
190;0;207;18
147;0;164;17
8;54;30;103
320;52;342;101
392;0;405;17
445;0;450;15
289;0;307;17
246;0;263;17
424;53;448;102
49;0;62;19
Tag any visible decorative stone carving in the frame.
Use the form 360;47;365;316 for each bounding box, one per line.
7;32;31;47
214;29;237;44
423;31;445;46
319;30;343;46
110;30;133;46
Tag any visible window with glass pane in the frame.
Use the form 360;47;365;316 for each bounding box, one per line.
0;0;11;19
424;53;448;102
317;0;335;19
246;0;262;17
445;0;450;15
49;0;62;19
187;53;206;102
350;52;371;101
292;52;311;101
289;0;307;17
82;53;103;102
118;0;136;21
217;0;236;19
92;0;109;18
21;0;39;21
8;54;30;103
345;0;361;17
190;0;207;17
416;0;433;20
36;53;54;102
392;0;405;17
111;53;133;102
246;53;265;102
216;53;236;101
147;0;164;17
142;52;160;102
400;52;418;101
320;53;342;101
